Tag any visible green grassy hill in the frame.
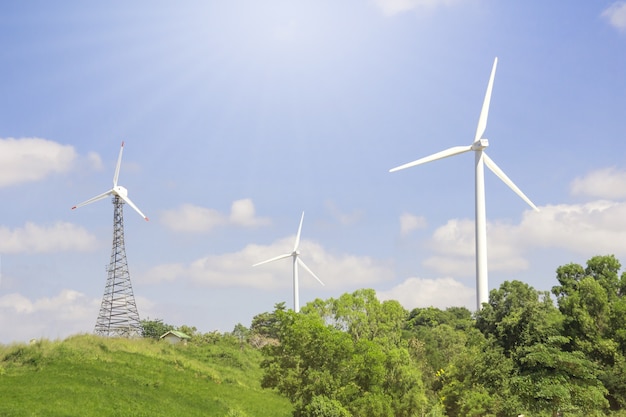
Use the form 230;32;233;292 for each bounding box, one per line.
0;334;292;417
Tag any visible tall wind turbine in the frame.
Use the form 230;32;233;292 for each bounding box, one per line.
73;141;148;337
390;57;539;310
253;212;324;313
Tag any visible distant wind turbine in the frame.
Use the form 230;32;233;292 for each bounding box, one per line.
253;212;324;313
390;57;539;310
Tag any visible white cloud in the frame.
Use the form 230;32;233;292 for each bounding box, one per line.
378;277;474;310
0;290;100;343
516;201;626;256
373;0;463;16
602;2;626;31
0;222;99;254
141;237;393;291
161;199;270;233
400;212;427;236
160;204;226;233
0;137;78;187
86;151;104;171
429;218;475;257
570;167;626;199
229;198;271;227
421;199;626;277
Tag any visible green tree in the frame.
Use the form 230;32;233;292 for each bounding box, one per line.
405;306;472;413
476;280;561;356
301;396;351;417
511;336;608;416
140;318;174;340
552;255;626;410
439;331;519;417
250;302;287;339
475;280;609;415
262;290;427;417
249;302;287;348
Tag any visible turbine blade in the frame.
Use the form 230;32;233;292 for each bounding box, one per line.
294;211;305;251
389;146;473;173
298;258;324;286
113;141;124;187
474;57;498;142
253;253;292;267
483;153;539;211
72;190;113;210
117;193;149;220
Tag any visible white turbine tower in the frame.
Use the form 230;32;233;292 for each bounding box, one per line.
390;57;539;310
253;212;324;313
73;141;148;337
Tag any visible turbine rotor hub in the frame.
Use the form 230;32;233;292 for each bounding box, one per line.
471;138;489;151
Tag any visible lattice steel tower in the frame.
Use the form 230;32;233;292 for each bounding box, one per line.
94;195;142;337
72;142;149;338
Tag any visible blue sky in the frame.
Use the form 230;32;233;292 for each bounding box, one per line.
1;0;626;343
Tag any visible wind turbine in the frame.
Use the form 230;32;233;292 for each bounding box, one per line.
253;212;324;313
389;57;539;310
72;141;148;221
72;141;147;337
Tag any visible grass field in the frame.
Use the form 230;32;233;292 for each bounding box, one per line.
0;334;292;417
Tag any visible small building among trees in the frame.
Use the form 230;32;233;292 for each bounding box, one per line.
160;330;191;345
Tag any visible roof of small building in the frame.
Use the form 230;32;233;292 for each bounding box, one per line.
160;330;191;340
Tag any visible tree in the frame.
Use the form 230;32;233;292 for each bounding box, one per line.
439;331;519;417
552;255;626;410
476;280;561;356
231;323;249;341
250;302;286;339
301;396;351;417
405;306;472;411
140;318;174;339
248;302;287;348
474;280;609;415
512;336;608;416
262;290;428;417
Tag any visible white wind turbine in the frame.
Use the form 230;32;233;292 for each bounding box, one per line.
72;141;147;337
253;212;324;313
390;57;539;310
72;141;148;221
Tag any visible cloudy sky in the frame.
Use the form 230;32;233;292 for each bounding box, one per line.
1;1;626;343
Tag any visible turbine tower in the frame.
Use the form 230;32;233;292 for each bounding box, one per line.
390;57;539;310
73;142;148;337
253;212;324;312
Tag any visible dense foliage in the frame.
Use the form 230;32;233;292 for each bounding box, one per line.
261;289;428;417
258;255;626;417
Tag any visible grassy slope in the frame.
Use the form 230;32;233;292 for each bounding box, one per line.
0;335;292;417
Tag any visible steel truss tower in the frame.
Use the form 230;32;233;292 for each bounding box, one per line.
94;195;141;337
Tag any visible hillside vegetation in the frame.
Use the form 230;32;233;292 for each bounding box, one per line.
0;334;291;417
4;255;626;417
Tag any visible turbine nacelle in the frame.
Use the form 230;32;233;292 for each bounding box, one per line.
472;139;489;150
113;185;129;199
